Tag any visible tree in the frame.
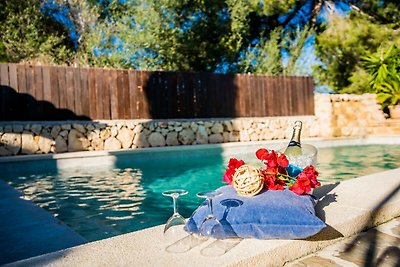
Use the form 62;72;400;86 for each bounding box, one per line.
0;0;73;64
313;0;400;93
75;0;301;71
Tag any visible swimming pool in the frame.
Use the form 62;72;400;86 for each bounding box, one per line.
1;142;400;242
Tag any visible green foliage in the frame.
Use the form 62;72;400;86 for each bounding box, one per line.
375;75;400;107
314;13;397;93
362;45;400;89
362;45;400;107
314;0;400;94
0;0;73;64
79;0;300;72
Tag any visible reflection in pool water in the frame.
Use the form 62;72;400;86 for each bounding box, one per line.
1;144;400;241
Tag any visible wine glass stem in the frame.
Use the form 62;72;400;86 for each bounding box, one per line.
207;197;213;216
172;194;178;214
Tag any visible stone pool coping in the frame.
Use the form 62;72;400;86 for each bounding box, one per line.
1;135;400;164
3;136;400;266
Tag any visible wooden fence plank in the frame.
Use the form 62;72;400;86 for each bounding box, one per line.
95;68;104;119
58;66;67;110
307;76;315;115
116;70;124;119
73;67;82;116
128;70;138;119
267;76;276;116
16;64;27;120
6;64;18;120
101;69;111;120
41;66;51;119
261;76;267;116
167;71;177;119
157;71;167;119
237;75;244;117
183;72;194;118
51;66;62;119
88;68;97;119
33;66;44;119
251;74;259;117
17;65;26;88
140;71;151;119
42;66;51;103
0;64;9;86
142;70;154;118
0;64;9;120
109;69;118;119
25;65;35;120
243;74;251;117
296;77;303;115
232;75;240;117
122;70;130;119
300;77;306;114
192;73;200;118
278;76;286;115
50;66;60;109
9;64;18;91
80;68;90;118
207;73;215;117
66;67;75;113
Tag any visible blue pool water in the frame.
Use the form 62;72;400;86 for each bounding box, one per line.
1;144;400;241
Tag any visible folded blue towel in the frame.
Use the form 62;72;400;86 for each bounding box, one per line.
185;185;326;239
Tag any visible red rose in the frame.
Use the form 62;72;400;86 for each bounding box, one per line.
256;148;269;161
302;166;320;188
223;168;236;185
223;158;245;185
290;175;311;195
266;150;278;167
277;153;289;168
228;158;245;169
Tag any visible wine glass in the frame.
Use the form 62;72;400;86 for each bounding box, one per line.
196;190;224;238
162;189;188;251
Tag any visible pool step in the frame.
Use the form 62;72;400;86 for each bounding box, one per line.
369;119;400;135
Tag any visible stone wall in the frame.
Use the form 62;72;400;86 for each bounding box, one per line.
0;94;388;156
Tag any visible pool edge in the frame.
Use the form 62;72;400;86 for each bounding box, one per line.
1;135;400;163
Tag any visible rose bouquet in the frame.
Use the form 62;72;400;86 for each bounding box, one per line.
223;148;320;195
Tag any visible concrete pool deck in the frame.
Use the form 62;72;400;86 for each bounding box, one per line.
4;166;400;266
287;216;400;266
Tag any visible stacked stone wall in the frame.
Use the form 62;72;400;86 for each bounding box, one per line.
0;94;388;156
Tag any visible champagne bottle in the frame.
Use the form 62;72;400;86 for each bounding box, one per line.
284;121;303;155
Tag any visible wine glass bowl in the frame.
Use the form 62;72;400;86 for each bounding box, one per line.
196;190;225;239
162;189;188;248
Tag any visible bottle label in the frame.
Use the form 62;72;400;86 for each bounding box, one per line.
288;141;301;147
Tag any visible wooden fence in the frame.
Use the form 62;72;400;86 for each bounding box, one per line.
0;63;314;121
